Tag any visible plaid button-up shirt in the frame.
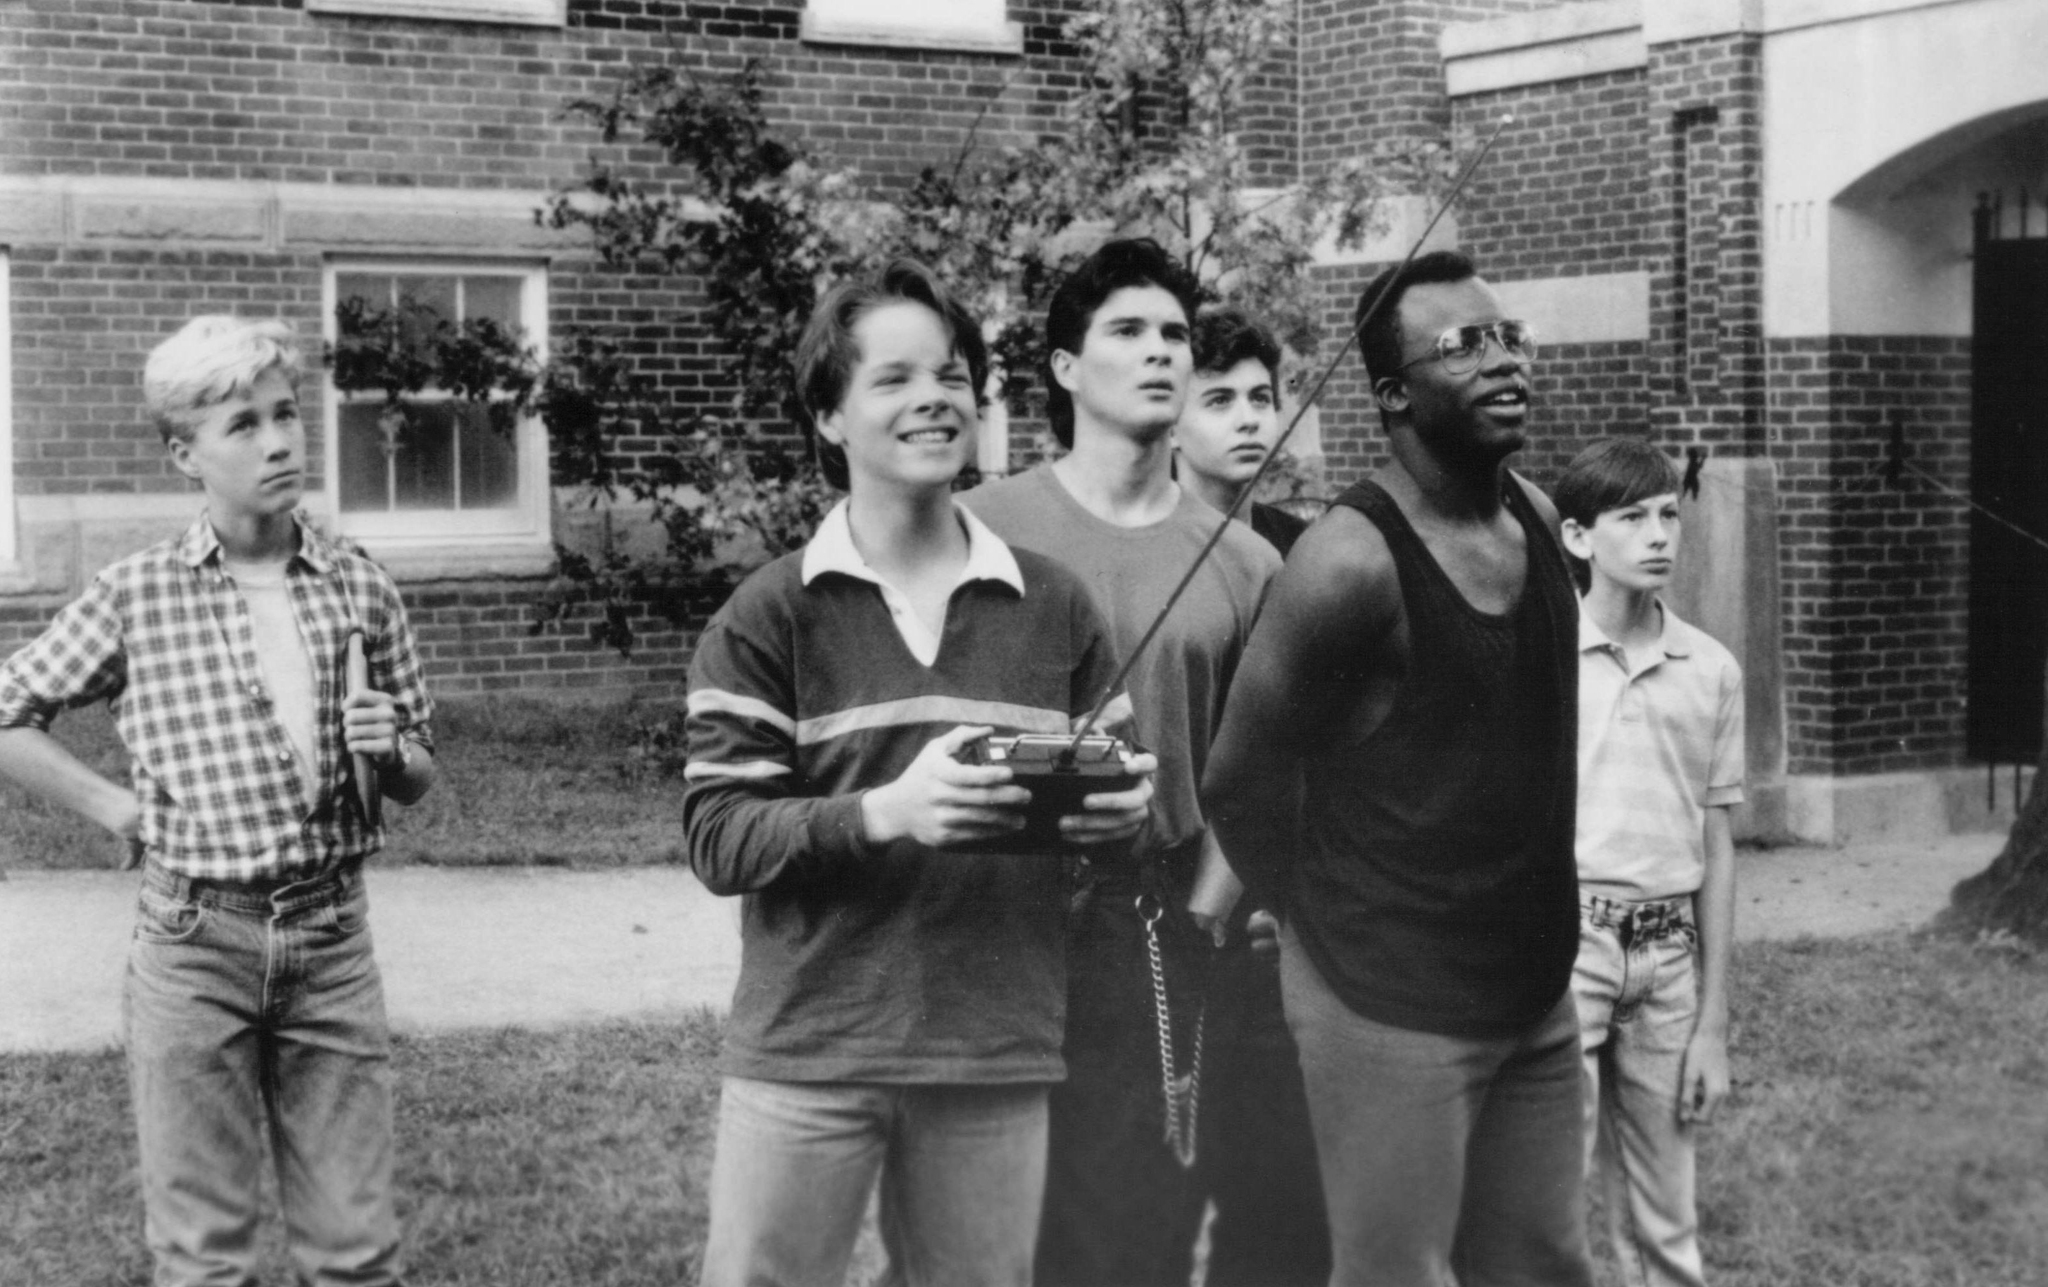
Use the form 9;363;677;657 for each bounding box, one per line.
0;512;435;882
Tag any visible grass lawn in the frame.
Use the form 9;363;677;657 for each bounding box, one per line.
0;696;692;872
4;934;2045;1285
1;1015;725;1286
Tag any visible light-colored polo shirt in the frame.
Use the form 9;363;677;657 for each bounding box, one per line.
1575;599;1745;901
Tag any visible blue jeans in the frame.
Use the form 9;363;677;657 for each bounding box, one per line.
1281;922;1594;1287
125;862;403;1287
1571;896;1707;1287
700;1077;1049;1287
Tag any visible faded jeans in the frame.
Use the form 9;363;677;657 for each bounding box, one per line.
1281;921;1594;1287
1571;895;1708;1287
125;861;403;1287
699;1077;1048;1287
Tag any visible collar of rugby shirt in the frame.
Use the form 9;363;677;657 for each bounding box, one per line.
801;499;1026;666
801;498;1026;595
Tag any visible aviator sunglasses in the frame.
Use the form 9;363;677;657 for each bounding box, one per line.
1393;319;1538;375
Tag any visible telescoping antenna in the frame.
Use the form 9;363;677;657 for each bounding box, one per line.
1064;113;1516;754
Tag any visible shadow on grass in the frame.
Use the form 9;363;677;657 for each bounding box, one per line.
0;697;694;873
7;937;2048;1284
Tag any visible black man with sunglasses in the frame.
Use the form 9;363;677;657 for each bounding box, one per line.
1199;250;1594;1287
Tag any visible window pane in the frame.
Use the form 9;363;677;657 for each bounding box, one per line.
457;403;519;508
329;266;538;526
390;402;457;510
397;276;457;326
335;274;389;312
337;402;393;512
464;276;521;327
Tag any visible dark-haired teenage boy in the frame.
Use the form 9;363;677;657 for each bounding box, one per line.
1205;250;1595;1286
1556;439;1741;1287
684;260;1155;1287
1172;306;1310;558
966;241;1282;1287
1173;305;1329;1287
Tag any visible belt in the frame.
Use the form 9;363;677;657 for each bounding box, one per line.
1580;892;1692;946
143;859;360;915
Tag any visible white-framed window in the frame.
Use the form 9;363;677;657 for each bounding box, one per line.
802;0;1021;54
307;0;566;27
323;261;550;550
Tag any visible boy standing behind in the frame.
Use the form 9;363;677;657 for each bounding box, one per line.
965;240;1280;1287
1171;306;1327;1287
1555;439;1743;1287
1170;307;1309;558
0;315;436;1286
684;261;1153;1287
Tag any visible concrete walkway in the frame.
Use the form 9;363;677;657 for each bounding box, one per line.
1;867;738;1054
0;834;2006;1054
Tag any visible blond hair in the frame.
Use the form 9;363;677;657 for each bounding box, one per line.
142;315;304;444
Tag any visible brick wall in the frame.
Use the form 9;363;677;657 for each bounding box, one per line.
1642;33;1766;456
407;578;727;697
1453;70;1653;282
1772;336;1972;776
0;1;1089;185
7;245;329;496
0;0;1100;484
1299;0;1551;173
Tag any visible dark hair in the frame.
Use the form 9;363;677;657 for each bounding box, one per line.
1191;306;1283;408
1553;438;1682;529
1353;248;1480;391
1041;238;1201;448
795;259;989;490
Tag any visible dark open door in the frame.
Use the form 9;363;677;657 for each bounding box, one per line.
1968;192;2048;763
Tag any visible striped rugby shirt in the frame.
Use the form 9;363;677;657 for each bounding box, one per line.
1575;599;1743;902
0;512;433;883
683;501;1131;1083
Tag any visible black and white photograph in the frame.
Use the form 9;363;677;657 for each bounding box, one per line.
2;1;2046;1283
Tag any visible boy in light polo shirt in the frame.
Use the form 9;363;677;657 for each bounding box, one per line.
1556;439;1744;1287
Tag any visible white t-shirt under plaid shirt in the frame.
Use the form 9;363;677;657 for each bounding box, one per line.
0;512;434;882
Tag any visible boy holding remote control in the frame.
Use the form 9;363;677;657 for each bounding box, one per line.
683;260;1154;1287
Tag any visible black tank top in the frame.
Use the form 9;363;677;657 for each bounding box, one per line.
1288;476;1579;1037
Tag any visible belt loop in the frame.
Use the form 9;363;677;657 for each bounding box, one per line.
144;858;194;902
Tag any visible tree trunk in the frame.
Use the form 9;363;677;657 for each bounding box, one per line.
1945;753;2048;941
1946;654;2048;941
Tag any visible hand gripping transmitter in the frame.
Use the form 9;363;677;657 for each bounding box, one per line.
958;731;1141;848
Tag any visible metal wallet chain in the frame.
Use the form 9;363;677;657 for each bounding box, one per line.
1138;892;1203;1169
